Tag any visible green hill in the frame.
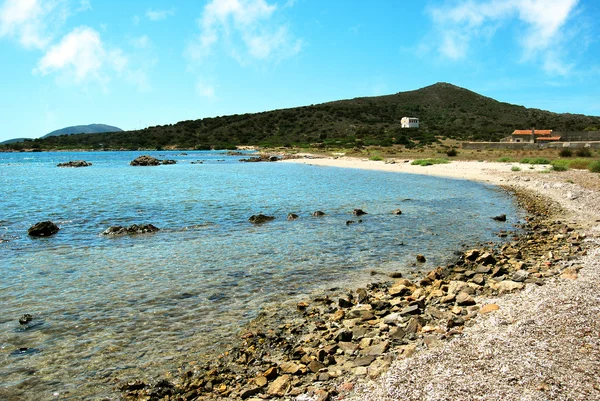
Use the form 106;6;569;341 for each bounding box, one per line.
3;83;599;151
42;124;123;138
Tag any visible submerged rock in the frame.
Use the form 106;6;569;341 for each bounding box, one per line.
28;221;59;237
493;214;507;222
102;224;160;236
57;160;92;167
353;209;368;216
19;314;33;325
248;214;275;224
392;209;402;215
313;211;326;217
130;155;161;166
287;213;299;220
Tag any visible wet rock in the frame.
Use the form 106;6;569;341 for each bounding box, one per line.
416;254;426;263
313;211;326;217
493;214;507;222
28;221;59;237
353;209;368;216
130;155;161;166
102;224;159;235
19;314;33;325
161;159;177;165
476;252;497;265
287;213;299;220
392;209;402;215
57;160;91;167
248;214;275;224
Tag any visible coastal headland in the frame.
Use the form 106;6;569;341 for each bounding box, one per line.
119;156;600;401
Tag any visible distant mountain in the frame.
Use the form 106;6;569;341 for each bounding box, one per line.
0;137;31;145
42;124;123;138
3;83;599;150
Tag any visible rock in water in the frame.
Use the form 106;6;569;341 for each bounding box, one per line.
19;314;33;325
416;254;426;263
353;208;368;216
312;211;326;217
493;214;507;221
130;155;161;166
28;221;59;237
287;213;299;220
248;214;275;224
102;224;160;236
57;160;92;167
392;209;402;215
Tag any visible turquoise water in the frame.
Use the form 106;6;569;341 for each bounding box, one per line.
0;151;520;399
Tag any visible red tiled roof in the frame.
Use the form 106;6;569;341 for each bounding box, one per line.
512;130;553;136
536;136;562;141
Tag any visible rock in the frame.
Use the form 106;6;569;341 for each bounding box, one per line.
287;213;299;220
497;280;524;294
476;252;497;265
389;327;406;341
130;155;161;166
416;254;426;263
399;304;421;316
455;292;476;306
28;221;59;237
19;314;33;325
248;214;275;224
263;367;278;380
361;341;389;356
389;284;412;297
255;376;268;387
464;249;480;261
338;298;353;308
57;160;91;167
331;309;345;321
280;361;301;375
335;329;353;342
267;375;291;397
493;214;507;222
392;209;402;215
313;211;326;217
480;304;500;314
240;387;262;399
102;224;159;236
161;159;177;165
353;209;368;216
512;270;529;282
353;356;376;367
389;272;403;278
308;360;326;373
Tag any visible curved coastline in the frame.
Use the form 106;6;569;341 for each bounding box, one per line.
120;157;600;400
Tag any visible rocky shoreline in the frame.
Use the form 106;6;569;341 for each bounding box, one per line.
118;185;590;401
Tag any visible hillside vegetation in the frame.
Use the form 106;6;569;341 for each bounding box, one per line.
3;83;600;151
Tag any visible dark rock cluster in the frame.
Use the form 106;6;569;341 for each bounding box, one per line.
57;160;92;167
102;224;160;236
130;155;177;166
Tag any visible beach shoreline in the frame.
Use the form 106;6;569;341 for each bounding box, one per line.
120;157;600;400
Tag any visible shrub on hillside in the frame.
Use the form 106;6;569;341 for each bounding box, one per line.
558;148;573;157
575;148;592;157
446;148;458;157
589;161;600;173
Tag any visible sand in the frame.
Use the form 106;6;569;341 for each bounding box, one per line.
284;156;600;401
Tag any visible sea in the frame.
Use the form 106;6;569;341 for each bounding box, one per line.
0;151;521;400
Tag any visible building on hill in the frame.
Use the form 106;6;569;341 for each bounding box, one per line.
401;117;419;128
510;129;561;143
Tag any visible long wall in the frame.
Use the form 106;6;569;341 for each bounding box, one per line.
462;141;600;150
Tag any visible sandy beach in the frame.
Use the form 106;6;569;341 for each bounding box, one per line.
283;156;600;401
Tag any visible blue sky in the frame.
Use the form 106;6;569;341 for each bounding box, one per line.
0;0;599;142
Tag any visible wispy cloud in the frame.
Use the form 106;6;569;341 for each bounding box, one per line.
146;8;175;21
0;0;60;49
427;0;580;75
35;26;126;84
187;0;302;64
196;79;216;99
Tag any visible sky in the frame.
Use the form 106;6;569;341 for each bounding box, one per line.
0;0;599;142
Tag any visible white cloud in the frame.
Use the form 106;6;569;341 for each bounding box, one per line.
146;8;175;21
187;0;302;64
0;0;55;49
130;34;149;49
427;0;579;75
35;26;127;84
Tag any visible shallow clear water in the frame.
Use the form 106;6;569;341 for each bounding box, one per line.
0;151;520;399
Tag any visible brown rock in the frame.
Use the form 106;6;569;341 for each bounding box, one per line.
280;361;301;375
308;360;326;373
416;254;426;263
263;367;278;379
480;304;500;314
267;375;291;396
255;376;268;387
361;341;389;356
455;292;476;306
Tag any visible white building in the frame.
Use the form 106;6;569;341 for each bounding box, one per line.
401;117;419;128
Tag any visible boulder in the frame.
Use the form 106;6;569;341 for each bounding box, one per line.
57;160;92;167
392;209;402;215
248;214;275;224
353;209;368;216
130;155;161;166
102;224;159;236
267;375;291;396
28;221;59;237
19;314;33;325
161;159;177;165
492;214;507;222
312;211;326;217
287;213;299;220
416;254;426;263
